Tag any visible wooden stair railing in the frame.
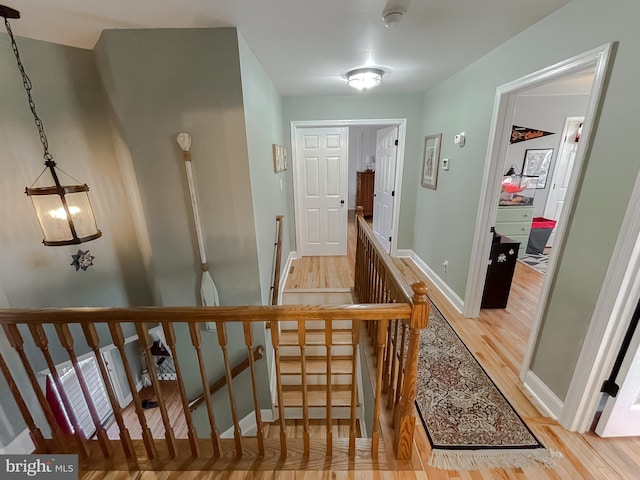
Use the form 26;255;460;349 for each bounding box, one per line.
0;303;412;468
354;206;431;461
0;207;428;467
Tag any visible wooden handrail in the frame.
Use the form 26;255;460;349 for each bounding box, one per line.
0;303;410;325
271;215;284;306
189;345;265;412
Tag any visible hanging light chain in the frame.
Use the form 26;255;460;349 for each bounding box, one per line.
4;17;53;163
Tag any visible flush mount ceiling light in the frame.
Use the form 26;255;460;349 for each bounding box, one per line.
1;4;102;246
346;68;384;91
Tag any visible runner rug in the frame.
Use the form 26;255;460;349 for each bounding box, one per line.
414;301;560;470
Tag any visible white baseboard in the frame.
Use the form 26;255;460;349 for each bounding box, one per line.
396;250;464;313
0;428;34;454
278;251;298;305
523;370;563;419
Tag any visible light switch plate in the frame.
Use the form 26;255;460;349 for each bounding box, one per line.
442;158;450;171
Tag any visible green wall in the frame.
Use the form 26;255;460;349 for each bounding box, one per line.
0;33;152;447
416;0;640;400
238;34;291;306
282;94;424;250
94;27;272;426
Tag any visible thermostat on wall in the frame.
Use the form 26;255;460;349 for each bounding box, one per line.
454;132;466;147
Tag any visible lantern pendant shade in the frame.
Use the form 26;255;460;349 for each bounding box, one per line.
26;182;102;246
1;4;102;247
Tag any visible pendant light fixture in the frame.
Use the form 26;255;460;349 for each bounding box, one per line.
1;5;102;246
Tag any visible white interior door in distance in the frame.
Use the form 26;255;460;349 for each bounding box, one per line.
295;127;348;256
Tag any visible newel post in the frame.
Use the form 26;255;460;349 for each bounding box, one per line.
394;281;430;460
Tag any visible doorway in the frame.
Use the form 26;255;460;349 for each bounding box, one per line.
462;44;613;426
291;119;407;257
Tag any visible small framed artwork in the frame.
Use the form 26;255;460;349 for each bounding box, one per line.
522;148;553;188
421;133;442;189
272;144;287;173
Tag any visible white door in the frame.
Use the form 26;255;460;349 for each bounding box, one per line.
295;127;348;256
543;117;584;247
595;302;640;436
373;126;398;253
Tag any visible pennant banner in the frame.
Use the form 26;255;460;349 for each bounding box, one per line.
510;125;555;144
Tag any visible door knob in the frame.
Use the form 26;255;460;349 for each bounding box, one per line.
340;200;345;204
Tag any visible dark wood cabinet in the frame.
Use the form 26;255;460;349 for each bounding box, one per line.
481;235;520;309
356;171;375;217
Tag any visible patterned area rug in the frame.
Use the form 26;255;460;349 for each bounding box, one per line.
518;253;549;275
415;302;560;470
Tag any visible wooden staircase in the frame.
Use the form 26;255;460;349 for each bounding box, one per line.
277;312;360;420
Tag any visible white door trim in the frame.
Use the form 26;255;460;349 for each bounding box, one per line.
562;168;640;431
461;44;613;425
291;119;407;256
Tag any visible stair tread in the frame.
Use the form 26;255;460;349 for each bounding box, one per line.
278;385;354;407
280;329;353;346
280;356;353;375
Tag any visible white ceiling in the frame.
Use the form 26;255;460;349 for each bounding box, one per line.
5;0;572;96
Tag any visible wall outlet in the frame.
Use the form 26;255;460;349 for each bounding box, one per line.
442;260;449;273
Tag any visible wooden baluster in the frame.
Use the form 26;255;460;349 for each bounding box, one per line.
382;317;393;395
216;322;243;457
297;319;310;457
188;323;221;456
325;319;333;457
270;321;287;457
242;322;265;455
2;324;66;451
348;319;360;458
371;247;377;303
394;282;430;460
28;324;90;458
355;207;364;301
54;323;112;458
0;350;48;452
387;319;400;411
371;319;388;458
161;323;199;458
377;258;384;302
136;323;177;458
108;322;157;459
394;321;408;423
82;323;134;459
372;256;378;303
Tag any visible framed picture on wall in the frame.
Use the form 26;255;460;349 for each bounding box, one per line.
522;148;553;188
421;133;441;190
272;144;288;173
